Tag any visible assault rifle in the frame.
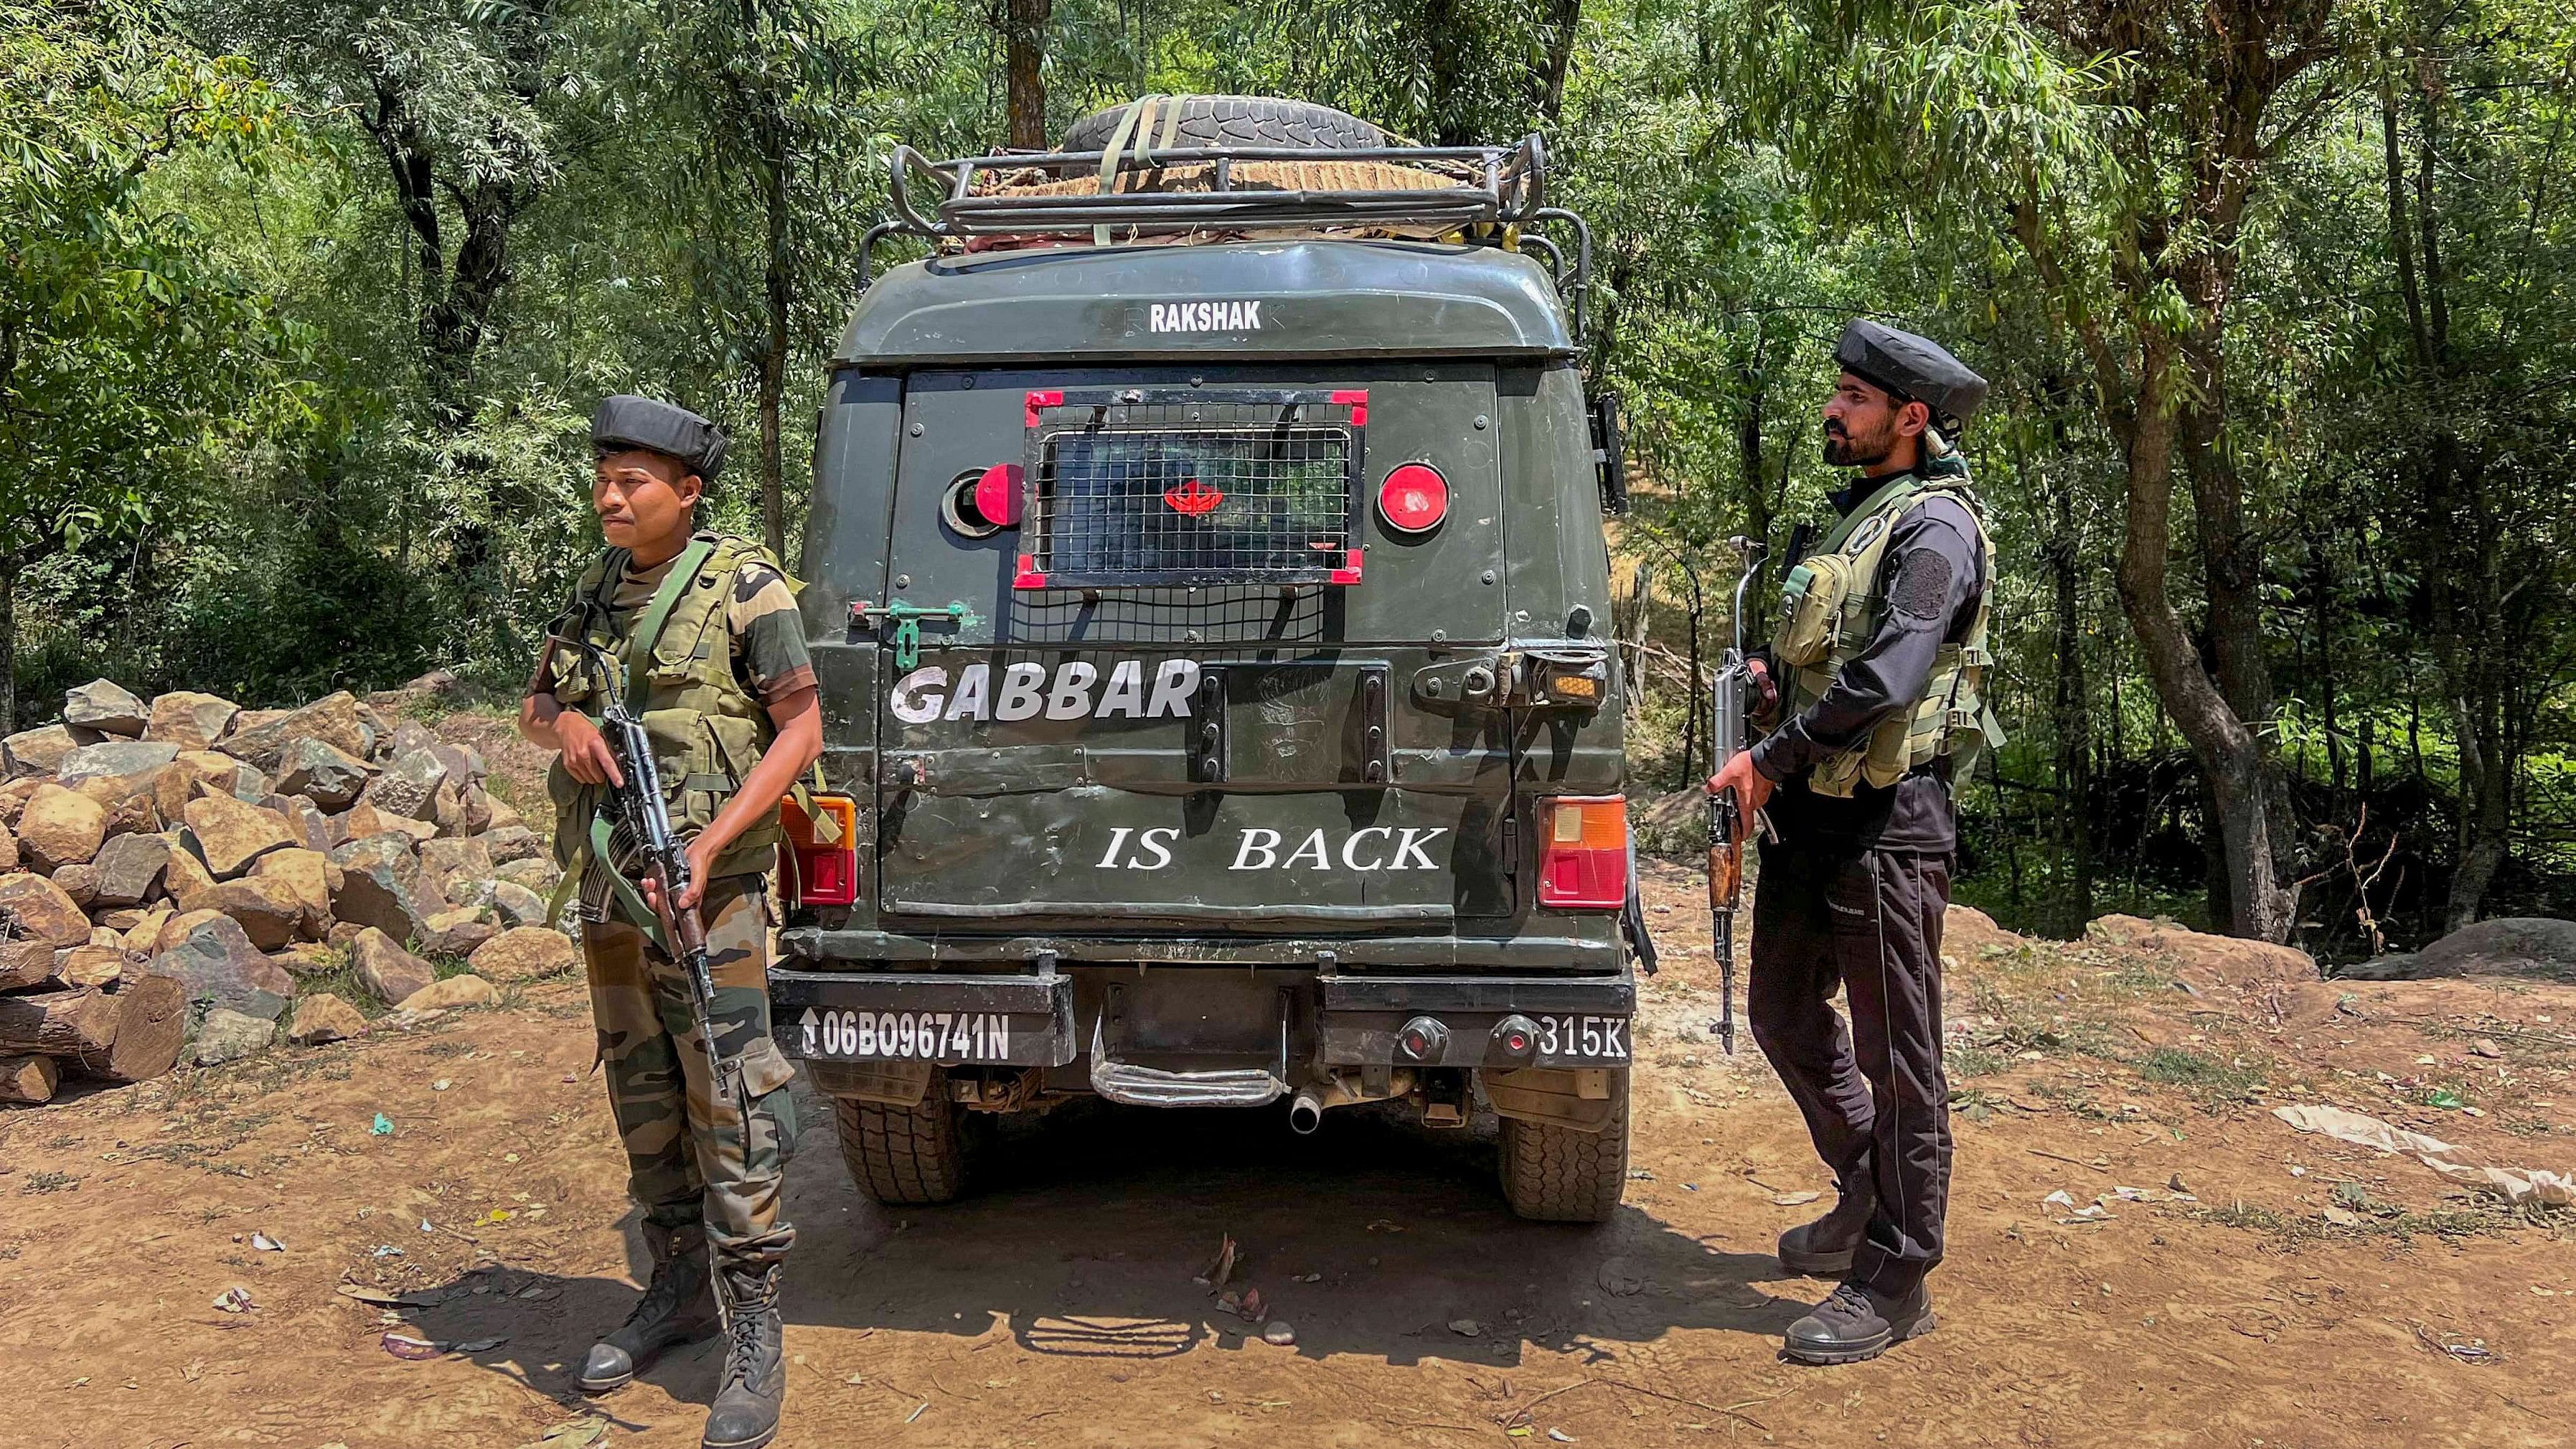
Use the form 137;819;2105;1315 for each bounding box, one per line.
560;634;748;1121
1706;537;1769;1055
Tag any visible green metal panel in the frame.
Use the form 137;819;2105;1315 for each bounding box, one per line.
833;242;1575;368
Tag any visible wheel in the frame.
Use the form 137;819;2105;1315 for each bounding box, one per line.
832;1080;978;1205
1061;95;1388;154
1496;1072;1630;1223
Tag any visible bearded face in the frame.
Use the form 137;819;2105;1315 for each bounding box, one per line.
1821;372;1911;468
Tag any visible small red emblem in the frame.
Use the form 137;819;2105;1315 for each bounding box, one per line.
1162;479;1224;516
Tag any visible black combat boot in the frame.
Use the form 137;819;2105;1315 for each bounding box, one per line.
1782;1281;1937;1366
578;1221;718;1392
1776;1179;1875;1277
702;1261;786;1449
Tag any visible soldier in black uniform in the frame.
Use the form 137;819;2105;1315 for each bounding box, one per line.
1706;321;1995;1365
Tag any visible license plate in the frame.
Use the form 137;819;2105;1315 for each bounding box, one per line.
1535;1014;1630;1061
798;1008;1013;1063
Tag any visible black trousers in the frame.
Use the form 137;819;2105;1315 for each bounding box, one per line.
1747;841;1953;1296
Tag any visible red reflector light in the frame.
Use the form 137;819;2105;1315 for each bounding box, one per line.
779;793;860;906
1378;462;1449;535
975;463;1024;526
1537;795;1627;909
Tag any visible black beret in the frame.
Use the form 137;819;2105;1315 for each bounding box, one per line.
1834;320;1988;436
591;395;729;480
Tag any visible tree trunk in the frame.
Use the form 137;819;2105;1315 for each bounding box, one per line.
0;988;121;1059
84;975;184;1083
2112;362;2293;942
0;552;15;737
2048;482;2092;932
758;102;791;560
1005;0;1050;149
1535;0;1584;121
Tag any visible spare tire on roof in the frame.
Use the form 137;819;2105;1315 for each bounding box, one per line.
1060;95;1389;154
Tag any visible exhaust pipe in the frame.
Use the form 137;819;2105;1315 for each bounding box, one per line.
1287;1092;1325;1135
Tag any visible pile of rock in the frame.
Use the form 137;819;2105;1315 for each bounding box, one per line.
0;679;582;1104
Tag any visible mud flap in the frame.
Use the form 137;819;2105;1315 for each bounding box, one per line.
1482;1066;1619;1133
804;1058;937;1107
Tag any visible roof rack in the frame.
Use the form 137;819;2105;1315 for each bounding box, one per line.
866;133;1594;339
884;135;1548;239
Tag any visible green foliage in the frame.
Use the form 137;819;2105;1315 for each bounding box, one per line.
8;0;2576;957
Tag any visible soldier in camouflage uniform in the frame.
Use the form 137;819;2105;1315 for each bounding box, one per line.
519;395;822;1449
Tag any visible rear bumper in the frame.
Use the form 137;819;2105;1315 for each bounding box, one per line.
776;924;1622;972
770;960;1635;1077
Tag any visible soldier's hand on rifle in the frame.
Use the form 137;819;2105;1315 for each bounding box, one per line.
640;835;718;915
554;711;627;788
1704;750;1774;843
1745;654;1782;728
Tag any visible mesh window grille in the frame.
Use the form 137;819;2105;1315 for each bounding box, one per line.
1025;391;1361;586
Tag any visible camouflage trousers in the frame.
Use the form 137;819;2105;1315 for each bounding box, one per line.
582;872;799;1267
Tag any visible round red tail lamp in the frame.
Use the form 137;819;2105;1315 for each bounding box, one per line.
1378;462;1449;535
974;463;1025;527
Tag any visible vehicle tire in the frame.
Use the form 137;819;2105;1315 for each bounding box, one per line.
1060;95;1388;154
832;1082;977;1205
1495;1072;1630;1223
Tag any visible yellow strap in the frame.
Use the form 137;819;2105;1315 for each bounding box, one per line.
1094;95;1158;245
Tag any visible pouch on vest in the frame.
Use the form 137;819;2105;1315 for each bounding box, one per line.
1774;553;1855;668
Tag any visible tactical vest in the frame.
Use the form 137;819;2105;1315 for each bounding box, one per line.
1767;459;2004;797
545;532;791;889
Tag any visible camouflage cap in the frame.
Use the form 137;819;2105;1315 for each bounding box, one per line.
591;395;729;480
1833;321;1988;436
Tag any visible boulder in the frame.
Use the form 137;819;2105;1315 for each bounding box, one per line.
50;861;100;910
476;826;546;866
362;748;451;822
194;1007;278;1066
90;833;171;907
121;906;172;955
274;737;372;811
395;973;497;1014
182;794;295;878
4;723;88;778
217;691;368;772
93;906;146;932
287;992;365;1046
0;872;92;947
350;927;436;1005
17;783;107;873
434;782;489;837
0;775;41;827
154;906;227;955
387;721;439;759
268;942;338;976
0;820;15;873
160;831;217;902
179;876;308;951
248;848;337;936
144;690;243;750
485;796;526;833
271;794;334;853
415;907;500;958
338;800;438;845
325;920;365;950
418;836;496;894
62;679;149;736
2341;917;2576;983
330;834;449;941
469;925;580;983
150;914;292;1019
59;943;131;988
57;739;181;799
489;880;547;927
494;855;563;893
100;790;160;840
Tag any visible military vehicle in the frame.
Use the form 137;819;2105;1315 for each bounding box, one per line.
770;95;1648;1221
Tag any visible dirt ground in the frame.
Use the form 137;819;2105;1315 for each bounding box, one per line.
2;861;2570;1449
